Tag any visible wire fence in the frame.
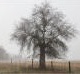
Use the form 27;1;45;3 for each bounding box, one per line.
0;59;80;73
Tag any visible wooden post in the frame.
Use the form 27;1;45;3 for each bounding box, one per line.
51;61;53;69
69;61;71;73
32;59;33;69
11;58;12;63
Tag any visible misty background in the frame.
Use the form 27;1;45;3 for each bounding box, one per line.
0;0;80;60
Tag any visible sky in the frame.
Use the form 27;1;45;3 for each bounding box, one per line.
0;0;80;60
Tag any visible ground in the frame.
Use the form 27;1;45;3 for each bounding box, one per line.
0;60;80;74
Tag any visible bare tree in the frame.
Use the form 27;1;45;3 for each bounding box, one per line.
11;3;76;69
0;46;9;60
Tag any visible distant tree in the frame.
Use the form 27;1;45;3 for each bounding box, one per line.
0;46;9;60
11;3;76;69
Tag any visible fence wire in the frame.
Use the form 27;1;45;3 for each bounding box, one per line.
0;59;80;73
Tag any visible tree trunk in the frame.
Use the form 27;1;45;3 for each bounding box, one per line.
39;47;45;69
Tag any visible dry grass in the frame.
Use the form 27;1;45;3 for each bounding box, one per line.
0;61;80;73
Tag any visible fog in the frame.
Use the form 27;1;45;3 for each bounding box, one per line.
0;0;80;60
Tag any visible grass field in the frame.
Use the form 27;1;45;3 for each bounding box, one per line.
0;60;79;73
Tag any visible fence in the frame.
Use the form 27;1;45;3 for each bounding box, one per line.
0;59;80;73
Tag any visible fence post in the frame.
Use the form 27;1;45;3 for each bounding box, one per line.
32;59;33;69
11;58;12;63
51;61;53;69
69;61;71;73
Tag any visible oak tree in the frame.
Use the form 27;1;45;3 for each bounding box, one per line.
11;3;76;69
